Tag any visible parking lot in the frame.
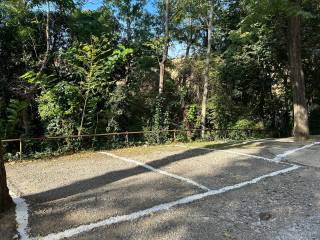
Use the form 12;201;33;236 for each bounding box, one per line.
5;137;320;240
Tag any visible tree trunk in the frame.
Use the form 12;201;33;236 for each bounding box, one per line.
258;91;265;129
39;0;50;73
22;106;31;137
126;14;132;43
0;142;13;213
159;0;169;94
283;76;291;136
288;8;309;139
185;16;193;58
201;0;213;138
78;93;89;137
182;19;193;135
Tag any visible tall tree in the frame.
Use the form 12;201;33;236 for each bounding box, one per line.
0;142;13;213
39;0;51;73
288;0;309;139
159;0;169;94
201;0;213;138
242;0;311;138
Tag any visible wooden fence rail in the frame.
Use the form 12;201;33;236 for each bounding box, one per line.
1;128;271;161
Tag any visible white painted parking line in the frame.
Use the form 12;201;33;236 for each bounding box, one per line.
99;152;211;191
8;183;29;240
40;165;300;240
174;145;278;163
216;149;277;163
273;142;320;162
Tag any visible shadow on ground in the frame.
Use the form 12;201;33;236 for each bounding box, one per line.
0;207;17;239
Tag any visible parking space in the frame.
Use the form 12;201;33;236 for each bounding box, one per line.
7;152;202;237
106;147;287;190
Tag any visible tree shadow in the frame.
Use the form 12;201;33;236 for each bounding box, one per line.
24;138;299;203
201;138;296;150
25;145;279;237
25;148;211;202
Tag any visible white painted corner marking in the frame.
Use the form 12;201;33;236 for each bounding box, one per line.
173;145;278;163
40;164;300;240
273;142;318;162
99;151;210;191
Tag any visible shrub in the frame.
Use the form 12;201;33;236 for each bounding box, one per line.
228;118;261;140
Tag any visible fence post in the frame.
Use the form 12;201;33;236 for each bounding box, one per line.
125;131;129;145
173;130;176;142
19;139;23;161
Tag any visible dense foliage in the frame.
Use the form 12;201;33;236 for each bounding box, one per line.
1;0;319;143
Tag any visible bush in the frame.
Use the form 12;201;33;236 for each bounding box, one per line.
144;96;170;144
228;119;261;140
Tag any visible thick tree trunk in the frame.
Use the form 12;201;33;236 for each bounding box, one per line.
201;0;213;138
0;142;13;213
288;11;309;139
159;0;169;94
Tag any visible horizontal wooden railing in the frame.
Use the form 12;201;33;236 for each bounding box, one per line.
1;128;271;161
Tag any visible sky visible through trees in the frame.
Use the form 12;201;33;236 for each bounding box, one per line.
84;0;184;57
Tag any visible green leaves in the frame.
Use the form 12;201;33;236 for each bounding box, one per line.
20;71;57;89
242;0;314;27
38;81;80;120
26;35;134;136
63;36;133;93
7;99;28;125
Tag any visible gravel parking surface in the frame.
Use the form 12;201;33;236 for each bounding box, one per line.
3;137;320;240
70;167;320;240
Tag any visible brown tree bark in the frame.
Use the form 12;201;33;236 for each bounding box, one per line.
0;142;13;213
159;0;169;94
201;0;213;138
288;5;310;139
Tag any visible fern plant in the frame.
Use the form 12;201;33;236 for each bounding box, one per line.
6;99;28;136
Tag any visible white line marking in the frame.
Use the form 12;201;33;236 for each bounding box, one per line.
174;145;278;163
40;165;300;240
9;188;29;240
273;142;319;162
216;149;276;163
99;152;210;191
237;138;276;145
